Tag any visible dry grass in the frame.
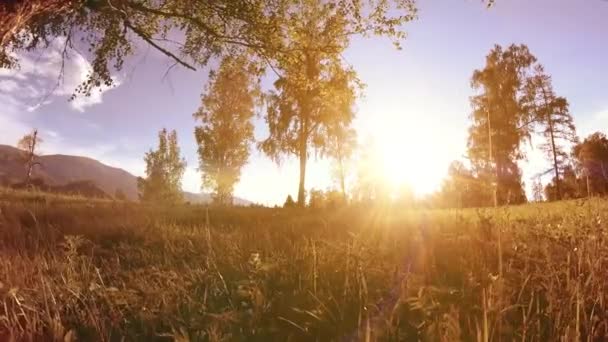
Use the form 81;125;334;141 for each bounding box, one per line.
1;189;608;341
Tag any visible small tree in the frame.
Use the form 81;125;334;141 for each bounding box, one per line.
325;189;346;209
327;126;357;202
531;177;544;202
194;55;260;205
283;195;296;208
17;129;43;187
438;160;491;208
138;128;186;204
308;189;326;209
573;132;608;196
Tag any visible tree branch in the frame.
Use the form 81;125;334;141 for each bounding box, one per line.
123;21;196;71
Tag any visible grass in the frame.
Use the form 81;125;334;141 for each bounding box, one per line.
1;189;608;341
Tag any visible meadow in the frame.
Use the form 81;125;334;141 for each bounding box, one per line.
1;188;608;341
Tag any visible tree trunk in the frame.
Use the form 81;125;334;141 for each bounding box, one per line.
298;143;307;207
540;85;561;201
337;147;347;202
586;166;591;197
297;119;308;207
25;129;38;187
339;163;346;203
487;107;497;207
547;115;561;200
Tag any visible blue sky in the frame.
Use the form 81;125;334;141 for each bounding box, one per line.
1;0;607;205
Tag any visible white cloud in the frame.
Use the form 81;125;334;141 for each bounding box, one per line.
578;108;608;137
0;38;137;185
0;36;128;169
0;37;120;113
0;79;19;92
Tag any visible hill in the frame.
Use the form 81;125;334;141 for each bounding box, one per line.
0;144;251;204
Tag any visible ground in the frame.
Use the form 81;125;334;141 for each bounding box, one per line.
1;188;607;341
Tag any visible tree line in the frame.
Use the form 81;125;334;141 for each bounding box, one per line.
137;42;601;209
437;44;606;209
2;0;418;207
5;1;602;208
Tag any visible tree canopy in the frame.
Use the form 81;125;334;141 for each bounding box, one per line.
17;129;43;186
1;0;417;98
467;44;538;206
573;132;608;196
137;128;186;204
524;64;576;200
259;0;367;206
194;55;260;205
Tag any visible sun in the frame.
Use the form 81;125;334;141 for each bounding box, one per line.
366;114;444;197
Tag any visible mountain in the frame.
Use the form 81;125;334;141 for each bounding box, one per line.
0;145;251;205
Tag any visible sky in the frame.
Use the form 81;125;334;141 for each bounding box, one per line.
1;0;607;206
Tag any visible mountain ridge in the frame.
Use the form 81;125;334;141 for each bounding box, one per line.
0;144;251;205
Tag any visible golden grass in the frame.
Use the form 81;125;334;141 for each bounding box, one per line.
1;191;607;341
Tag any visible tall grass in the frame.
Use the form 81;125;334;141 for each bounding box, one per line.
1;191;607;341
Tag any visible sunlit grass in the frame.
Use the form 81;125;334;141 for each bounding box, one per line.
0;191;607;340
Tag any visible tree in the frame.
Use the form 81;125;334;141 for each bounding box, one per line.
573;132;608;196
328;126;357;202
325;189;347;209
531;177;543;202
468;44;537;206
524;65;577;200
2;0;416;99
137;128;186;204
438;160;491;208
544;164;583;201
308;189;326;209
2;0;415;208
194;55;259;205
283;195;296;208
17;129;43;187
352;139;386;205
259;0;368;206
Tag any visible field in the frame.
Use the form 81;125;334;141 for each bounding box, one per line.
1;189;608;341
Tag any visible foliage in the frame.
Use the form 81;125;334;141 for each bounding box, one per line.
531;177;544;202
438;160;492;208
16;129;43;186
283;194;296;208
328;126;357;201
1;0;417;98
308;188;326;209
468;44;538;205
572;132;608;196
137;128;186;204
194;55;260;205
308;188;347;209
544;165;584;201
352;140;392;205
259;0;368;206
524;65;577;199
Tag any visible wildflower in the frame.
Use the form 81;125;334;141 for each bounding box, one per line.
248;252;262;270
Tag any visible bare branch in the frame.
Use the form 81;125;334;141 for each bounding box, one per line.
123;21;196;71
